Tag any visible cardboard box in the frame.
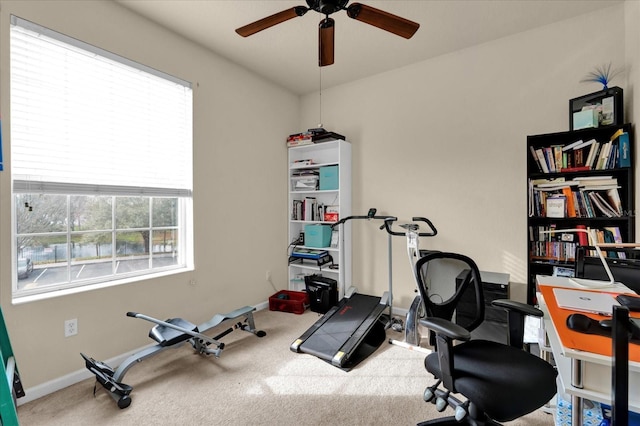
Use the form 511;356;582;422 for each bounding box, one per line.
572;109;599;130
304;224;332;248
555;396;603;426
555;395;640;426
319;165;339;190
600;403;640;426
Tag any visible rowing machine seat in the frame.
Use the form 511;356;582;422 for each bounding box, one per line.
149;318;198;346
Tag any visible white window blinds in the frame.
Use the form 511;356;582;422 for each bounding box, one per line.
10;16;193;197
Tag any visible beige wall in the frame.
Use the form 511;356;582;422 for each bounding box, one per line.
299;4;632;307
0;0;298;391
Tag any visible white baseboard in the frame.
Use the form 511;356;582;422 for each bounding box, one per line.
18;348;146;406
18;303;270;405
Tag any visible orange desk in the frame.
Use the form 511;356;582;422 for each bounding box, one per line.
539;285;640;360
537;277;640;426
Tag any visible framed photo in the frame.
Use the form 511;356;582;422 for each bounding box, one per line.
569;86;623;130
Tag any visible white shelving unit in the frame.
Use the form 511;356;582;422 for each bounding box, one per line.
288;140;352;299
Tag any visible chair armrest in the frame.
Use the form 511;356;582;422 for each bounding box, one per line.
491;299;543;317
419;317;470;393
419;317;471;342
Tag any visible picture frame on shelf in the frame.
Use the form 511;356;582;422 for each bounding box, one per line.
569;86;623;130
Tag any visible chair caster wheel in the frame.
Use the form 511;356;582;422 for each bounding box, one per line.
423;388;435;402
455;406;467;421
117;395;132;409
435;397;447;412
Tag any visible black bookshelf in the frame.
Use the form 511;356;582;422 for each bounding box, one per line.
526;124;635;305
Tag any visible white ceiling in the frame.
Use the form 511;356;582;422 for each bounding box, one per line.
115;0;622;95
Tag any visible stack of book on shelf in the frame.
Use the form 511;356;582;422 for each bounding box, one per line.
529;226;577;262
292;198;314;221
528;176;622;218
291;158;314;167
286;128;346;147
529;129;630;173
529;224;625;260
291;198;336;222
287;132;314;147
312;130;345;143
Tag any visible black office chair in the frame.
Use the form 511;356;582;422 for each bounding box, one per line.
414;251;557;425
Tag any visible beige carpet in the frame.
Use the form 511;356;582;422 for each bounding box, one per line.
17;308;554;425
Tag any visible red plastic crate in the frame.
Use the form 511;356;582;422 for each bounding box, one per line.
269;290;309;314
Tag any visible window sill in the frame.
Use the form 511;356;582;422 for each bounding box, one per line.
12;266;194;305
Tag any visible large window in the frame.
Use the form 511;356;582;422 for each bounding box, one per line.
10;16;193;300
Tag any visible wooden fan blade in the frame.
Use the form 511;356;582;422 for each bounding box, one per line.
236;6;307;37
346;3;419;39
319;18;335;67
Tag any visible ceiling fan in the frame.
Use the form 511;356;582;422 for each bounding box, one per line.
235;0;420;67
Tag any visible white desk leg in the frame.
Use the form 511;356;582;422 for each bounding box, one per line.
571;359;584;426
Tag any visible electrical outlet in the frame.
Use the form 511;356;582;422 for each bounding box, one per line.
266;270;271;281
65;318;78;337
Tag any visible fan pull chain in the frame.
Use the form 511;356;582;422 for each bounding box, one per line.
318;67;323;128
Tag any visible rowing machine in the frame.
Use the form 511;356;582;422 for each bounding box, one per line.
81;305;266;408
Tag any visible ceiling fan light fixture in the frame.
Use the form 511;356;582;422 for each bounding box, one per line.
308;0;349;15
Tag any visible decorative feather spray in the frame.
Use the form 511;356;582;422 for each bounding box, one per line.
580;63;622;90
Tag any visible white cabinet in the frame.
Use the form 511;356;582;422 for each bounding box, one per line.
288;140;352;299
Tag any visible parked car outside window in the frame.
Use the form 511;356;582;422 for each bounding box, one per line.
17;258;33;279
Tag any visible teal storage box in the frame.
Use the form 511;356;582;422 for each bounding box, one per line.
304;224;332;248
319;165;339;190
572;109;599;130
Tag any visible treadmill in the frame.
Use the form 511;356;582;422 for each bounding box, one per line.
290;209;394;370
291;292;389;369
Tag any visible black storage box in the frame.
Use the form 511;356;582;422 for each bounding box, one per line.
304;274;338;314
